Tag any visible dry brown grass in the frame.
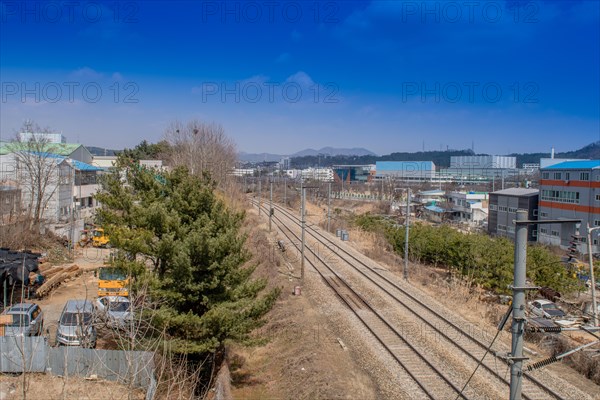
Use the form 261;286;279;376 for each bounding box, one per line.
552;336;600;385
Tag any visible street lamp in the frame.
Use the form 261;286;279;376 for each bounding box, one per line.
586;223;599;327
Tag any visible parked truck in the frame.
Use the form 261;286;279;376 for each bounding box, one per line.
97;266;129;297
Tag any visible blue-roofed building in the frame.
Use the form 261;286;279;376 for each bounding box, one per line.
538;159;600;254
0;143;104;236
422;203;451;223
375;161;436;181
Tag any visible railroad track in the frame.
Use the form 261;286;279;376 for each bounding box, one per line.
253;198;567;400
252;200;472;399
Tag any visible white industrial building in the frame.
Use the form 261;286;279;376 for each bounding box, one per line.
301;168;333;182
450;155;516;169
16;132;67;144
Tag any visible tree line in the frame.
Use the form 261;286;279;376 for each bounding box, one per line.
353;213;581;295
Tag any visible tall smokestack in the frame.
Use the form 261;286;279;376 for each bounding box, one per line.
551;147;555;159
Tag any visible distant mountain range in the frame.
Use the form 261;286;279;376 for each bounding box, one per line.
86;141;600;168
511;141;600;166
238;147;376;162
289;141;600;169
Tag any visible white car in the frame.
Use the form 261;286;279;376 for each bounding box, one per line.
96;296;132;329
529;299;577;328
529;299;566;319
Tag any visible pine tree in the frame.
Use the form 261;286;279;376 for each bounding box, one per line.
95;158;279;354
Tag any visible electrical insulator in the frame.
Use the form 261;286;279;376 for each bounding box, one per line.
526;356;558;371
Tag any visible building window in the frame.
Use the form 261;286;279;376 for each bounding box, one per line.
533;209;538;216
532;229;538;237
594;239;598;245
540;211;549;217
542;172;549;179
499;206;508;212
540;228;548;234
581;237;587;243
595;194;600;202
580;172;590;181
540;189;580;204
498;225;506;231
551;230;560;237
553;172;562;180
507;226;515;233
508;207;517;213
489;204;498;211
565;172;570;180
595;220;600;227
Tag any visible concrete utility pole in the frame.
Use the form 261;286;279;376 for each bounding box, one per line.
510;210;528;400
587;223;599;327
269;180;273;232
301;186;306;280
327;182;331;232
284;177;287;206
403;188;410;280
258;179;261;216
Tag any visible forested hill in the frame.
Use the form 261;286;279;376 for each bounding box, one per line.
291;142;600;169
291;149;476;169
511;141;600;166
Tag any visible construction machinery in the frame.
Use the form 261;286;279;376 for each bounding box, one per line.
97;266;129;297
92;227;110;248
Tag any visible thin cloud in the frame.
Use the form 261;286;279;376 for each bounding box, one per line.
276;52;291;63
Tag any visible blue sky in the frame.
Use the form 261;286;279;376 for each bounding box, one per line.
1;0;599;155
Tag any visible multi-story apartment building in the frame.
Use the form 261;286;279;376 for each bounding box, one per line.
537;160;600;253
488;188;539;241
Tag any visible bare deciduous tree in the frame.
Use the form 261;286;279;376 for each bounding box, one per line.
10;121;64;229
163;120;237;186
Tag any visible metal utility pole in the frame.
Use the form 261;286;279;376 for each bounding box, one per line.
258;179;262;216
269;180;273;232
510;210;528;400
587;223;599;327
403;188;410;280
507;216;580;399
327;182;331;232
301;186;306;280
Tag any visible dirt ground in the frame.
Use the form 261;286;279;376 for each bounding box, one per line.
35;247;112;347
0;374;145;400
229;211;379;400
259;198;600;398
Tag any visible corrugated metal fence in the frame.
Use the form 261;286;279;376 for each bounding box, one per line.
0;336;156;399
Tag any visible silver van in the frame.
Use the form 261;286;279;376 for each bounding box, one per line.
56;300;97;348
1;303;44;337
